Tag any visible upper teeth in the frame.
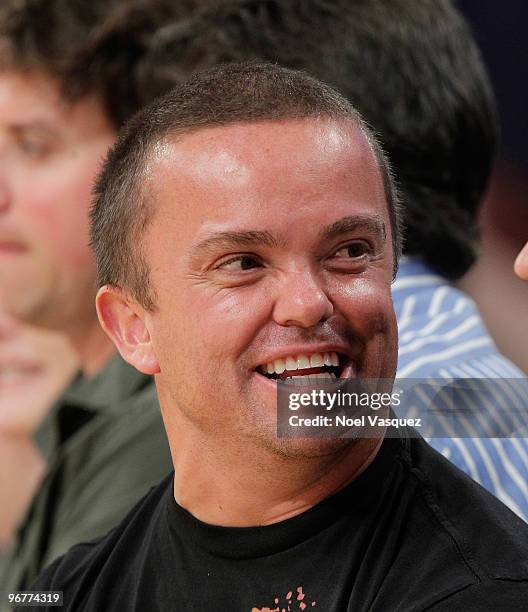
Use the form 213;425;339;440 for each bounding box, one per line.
263;351;339;375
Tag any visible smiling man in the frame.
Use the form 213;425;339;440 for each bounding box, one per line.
96;81;400;508
25;63;528;611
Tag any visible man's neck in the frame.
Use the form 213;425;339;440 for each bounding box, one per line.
171;428;383;528
69;318;116;377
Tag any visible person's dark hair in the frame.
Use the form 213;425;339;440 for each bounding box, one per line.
0;0;203;128
0;0;497;278
91;62;401;310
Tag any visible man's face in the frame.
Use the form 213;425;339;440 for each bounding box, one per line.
0;71;116;330
515;242;528;281
142;118;398;456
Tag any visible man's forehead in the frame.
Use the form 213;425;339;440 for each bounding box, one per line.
150;117;376;178
142;116;389;248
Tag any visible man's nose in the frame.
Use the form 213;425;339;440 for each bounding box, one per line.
272;266;334;328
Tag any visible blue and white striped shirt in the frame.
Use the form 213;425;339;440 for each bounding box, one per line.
394;257;528;520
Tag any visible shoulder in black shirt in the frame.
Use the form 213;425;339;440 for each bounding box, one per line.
23;431;528;612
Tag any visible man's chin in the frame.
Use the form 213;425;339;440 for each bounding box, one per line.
262;435;354;459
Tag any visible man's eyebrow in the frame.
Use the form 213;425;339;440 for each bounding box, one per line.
320;215;387;242
189;230;286;261
188;216;386;264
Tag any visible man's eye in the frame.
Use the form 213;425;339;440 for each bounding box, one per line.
333;242;371;259
217;255;263;271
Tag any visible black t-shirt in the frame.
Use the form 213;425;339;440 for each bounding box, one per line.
24;431;528;611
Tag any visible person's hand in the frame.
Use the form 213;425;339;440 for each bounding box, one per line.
514;242;528;281
0;313;78;434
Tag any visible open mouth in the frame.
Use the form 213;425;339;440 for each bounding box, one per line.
257;351;349;384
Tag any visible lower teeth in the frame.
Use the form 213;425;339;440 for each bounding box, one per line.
282;372;337;385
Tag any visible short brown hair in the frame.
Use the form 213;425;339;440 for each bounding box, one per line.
90;61;402;310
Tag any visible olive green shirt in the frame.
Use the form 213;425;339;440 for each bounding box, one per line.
0;355;172;599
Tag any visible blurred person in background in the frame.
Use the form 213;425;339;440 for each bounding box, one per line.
0;314;77;550
0;0;191;592
457;0;528;375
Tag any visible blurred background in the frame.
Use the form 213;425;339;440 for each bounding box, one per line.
458;0;528;373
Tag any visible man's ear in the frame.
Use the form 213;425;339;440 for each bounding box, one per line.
95;285;160;375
